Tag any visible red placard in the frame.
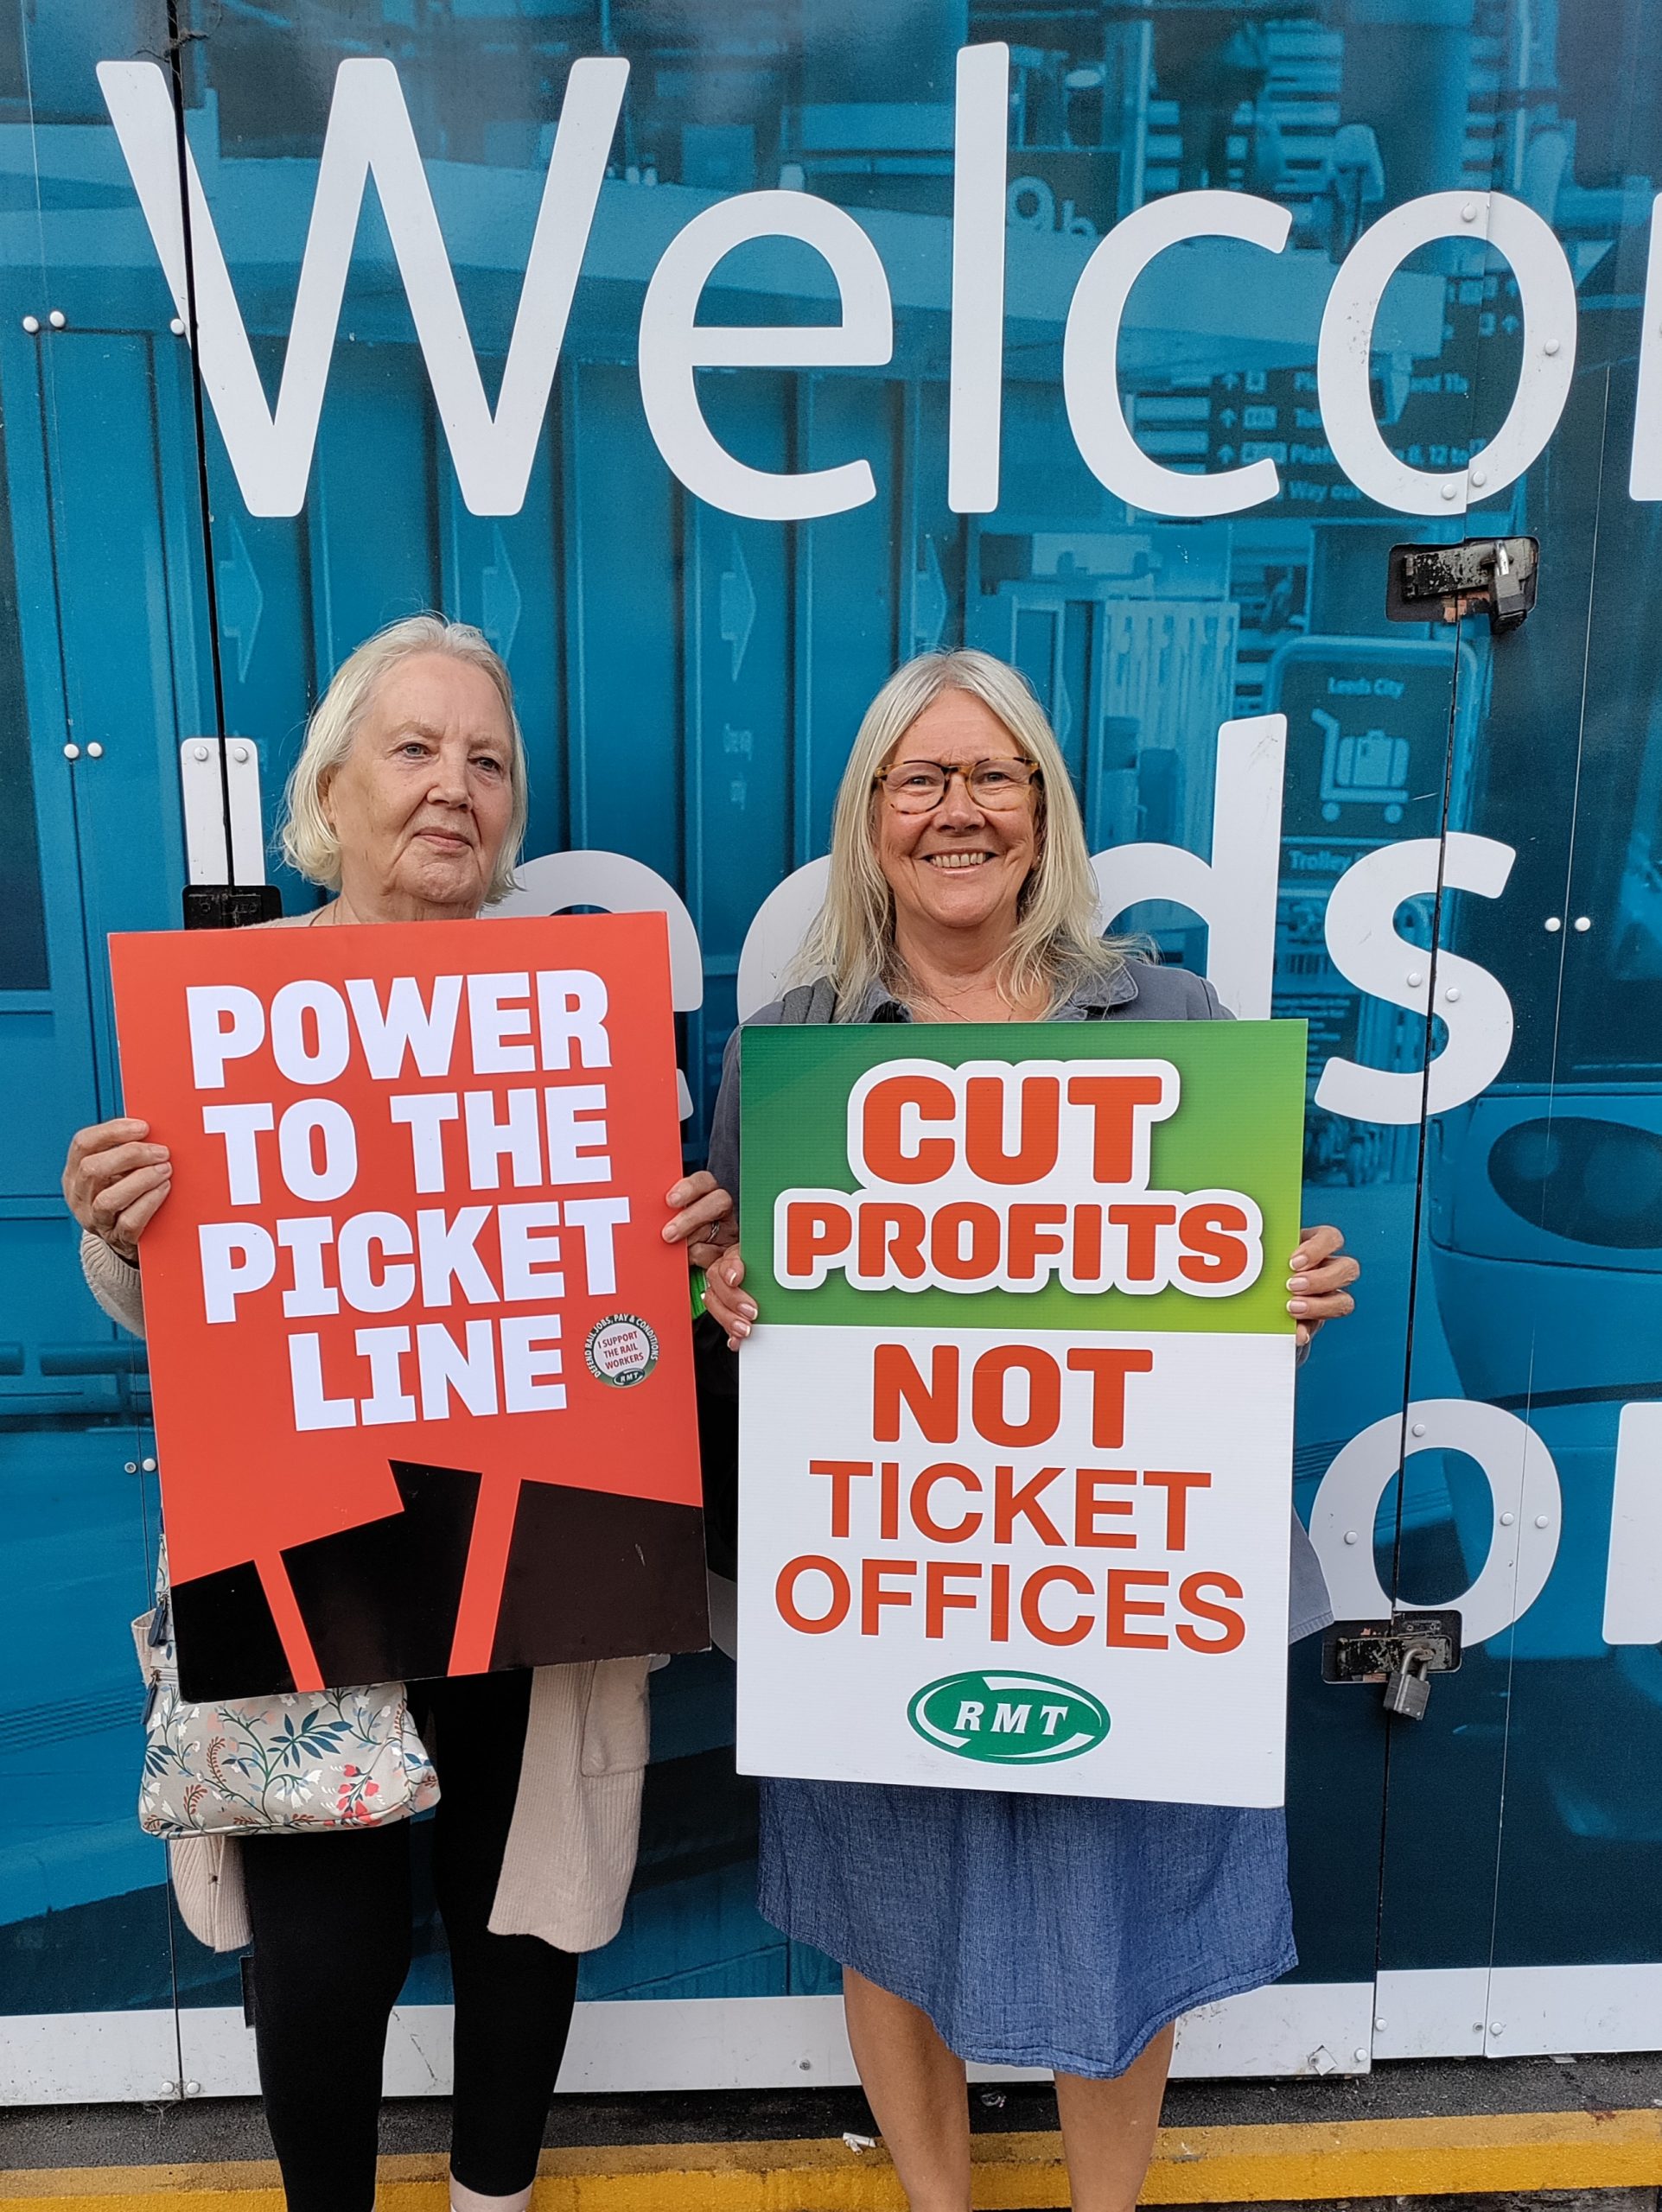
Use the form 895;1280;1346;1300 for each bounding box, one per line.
110;912;707;1700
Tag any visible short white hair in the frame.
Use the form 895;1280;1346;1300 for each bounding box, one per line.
278;614;528;903
795;649;1129;1014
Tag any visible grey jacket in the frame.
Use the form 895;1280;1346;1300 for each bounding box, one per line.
707;957;1335;1643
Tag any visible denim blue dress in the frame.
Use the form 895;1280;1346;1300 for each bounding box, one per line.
707;963;1333;2077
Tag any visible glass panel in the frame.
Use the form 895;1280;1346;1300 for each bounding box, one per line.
0;0;195;2098
1408;0;1662;2052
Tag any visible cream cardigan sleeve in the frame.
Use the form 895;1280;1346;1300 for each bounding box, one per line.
80;1229;147;1337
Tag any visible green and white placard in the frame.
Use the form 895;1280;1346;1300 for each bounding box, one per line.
735;1018;1309;1808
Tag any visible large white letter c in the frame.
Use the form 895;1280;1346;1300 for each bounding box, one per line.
1064;190;1292;518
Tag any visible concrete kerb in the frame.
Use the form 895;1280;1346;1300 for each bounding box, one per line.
2;2108;1661;2208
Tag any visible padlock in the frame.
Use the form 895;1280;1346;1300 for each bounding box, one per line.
1382;1645;1433;1720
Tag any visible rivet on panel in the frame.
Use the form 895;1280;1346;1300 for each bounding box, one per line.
1445;986;1461;1003
192;742;211;762
124;1462;137;1475
1461;201;1480;221
48;309;65;329
1573;916;1591;932
1491;2022;1505;2035
1406;969;1424;988
169;317;186;336
21;315;38;334
1441;481;1460;501
1374;2017;1388;2031
1470;468;1487;488
86;741;103;758
62;742;79;760
1544;338;1561;356
1544;916;1562;932
1500;1512;1515;1526
1535;1514;1551;1529
232;743;251;764
1343;1529;1360;1545
142;1456;156;1471
1353;2047;1368;2064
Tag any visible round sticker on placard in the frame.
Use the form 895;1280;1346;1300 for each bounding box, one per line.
584;1314;659;1389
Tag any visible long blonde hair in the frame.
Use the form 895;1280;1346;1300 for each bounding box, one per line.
279;613;529;903
796;649;1129;1014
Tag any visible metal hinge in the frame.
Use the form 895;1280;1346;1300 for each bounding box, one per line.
179;738;282;928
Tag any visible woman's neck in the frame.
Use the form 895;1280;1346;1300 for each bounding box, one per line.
893;919;1046;1023
320;887;483;926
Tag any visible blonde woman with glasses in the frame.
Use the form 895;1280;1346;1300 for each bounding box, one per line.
703;649;1358;2212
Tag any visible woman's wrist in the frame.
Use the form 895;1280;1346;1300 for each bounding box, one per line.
87;1224;139;1269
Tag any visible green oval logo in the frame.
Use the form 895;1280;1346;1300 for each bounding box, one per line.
906;1671;1110;1765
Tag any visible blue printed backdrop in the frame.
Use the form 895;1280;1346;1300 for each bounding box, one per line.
2;0;1659;2081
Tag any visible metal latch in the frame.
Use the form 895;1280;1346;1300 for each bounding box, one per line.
1386;537;1538;633
179;737;280;928
1321;1611;1462;1722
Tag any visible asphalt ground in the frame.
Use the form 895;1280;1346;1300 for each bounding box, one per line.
3;2051;1659;2166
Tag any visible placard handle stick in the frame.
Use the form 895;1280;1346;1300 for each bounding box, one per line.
449;1474;520;1677
257;1554;325;1694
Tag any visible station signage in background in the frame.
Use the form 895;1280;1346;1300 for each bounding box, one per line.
109;912;707;1703
735;1020;1308;1808
1267;636;1472;1115
1205;287;1500;518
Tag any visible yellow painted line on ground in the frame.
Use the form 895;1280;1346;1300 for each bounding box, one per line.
1;2107;1659;2208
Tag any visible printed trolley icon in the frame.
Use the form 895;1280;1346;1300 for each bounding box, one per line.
1313;707;1410;824
907;1671;1111;1766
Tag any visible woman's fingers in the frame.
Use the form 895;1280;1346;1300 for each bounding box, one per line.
81;1140;169;1193
62;1122;170;1237
665;1190;734;1243
663;1172;735;1249
701;1247;755;1350
89;1160;172;1234
109;1177;172;1258
67;1116;150;1166
1290;1223;1346;1268
1287;1224;1359;1328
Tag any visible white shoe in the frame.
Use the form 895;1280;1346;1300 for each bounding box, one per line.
449;2181;532;2212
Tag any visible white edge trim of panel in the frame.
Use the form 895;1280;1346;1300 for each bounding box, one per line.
1374;1964;1662;2061
3;1986;1375;2104
1372;1966;1490;2059
178;739;266;887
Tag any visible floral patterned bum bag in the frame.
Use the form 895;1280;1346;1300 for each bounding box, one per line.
132;1554;440;1838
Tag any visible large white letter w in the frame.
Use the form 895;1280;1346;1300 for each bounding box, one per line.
98;57;627;516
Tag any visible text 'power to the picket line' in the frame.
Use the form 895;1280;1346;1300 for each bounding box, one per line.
181;966;624;1430
773;1058;1265;1297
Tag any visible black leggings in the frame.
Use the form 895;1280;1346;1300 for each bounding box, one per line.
240;1669;578;2212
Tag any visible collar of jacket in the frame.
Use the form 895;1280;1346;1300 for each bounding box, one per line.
844;962;1142;1023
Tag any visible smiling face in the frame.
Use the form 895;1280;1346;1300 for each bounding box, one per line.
321;651;517;921
874;688;1040;957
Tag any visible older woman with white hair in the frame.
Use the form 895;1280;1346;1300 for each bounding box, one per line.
61;615;733;2212
702;649;1358;2212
